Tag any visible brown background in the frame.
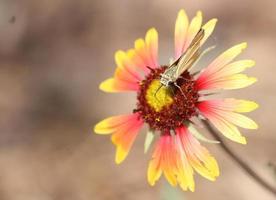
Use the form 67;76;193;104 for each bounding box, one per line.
0;0;275;199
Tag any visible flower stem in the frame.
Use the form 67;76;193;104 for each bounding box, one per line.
202;120;276;196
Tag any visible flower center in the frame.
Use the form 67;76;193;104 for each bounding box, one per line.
136;66;199;131
145;79;173;112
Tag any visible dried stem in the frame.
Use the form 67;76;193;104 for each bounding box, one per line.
202;120;276;196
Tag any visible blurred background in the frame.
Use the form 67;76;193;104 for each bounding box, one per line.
0;0;275;199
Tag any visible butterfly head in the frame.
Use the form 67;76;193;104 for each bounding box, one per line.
160;74;172;87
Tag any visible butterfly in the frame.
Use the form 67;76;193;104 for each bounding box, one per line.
159;28;205;94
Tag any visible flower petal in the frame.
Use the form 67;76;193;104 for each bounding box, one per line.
147;133;178;187
182;11;202;52
148;127;219;191
175;134;195;191
203;99;259;113
134;28;159;73
111;116;144;164
147;143;163;185
213;110;258;129
127;48;147;72
210;60;255;78
188;124;220;144
174;10;217;60
203;43;247;75
144;129;155;153
201;18;217;45
94;113;141;134
196;43;255;91
175;9;189;59
146;28;159;67
209;116;247;144
198;74;257;90
229;99;259;113
197;100;259;144
101;27;159;93
115;50;142;81
176;126;219;182
99;78;139;93
95;113;143;164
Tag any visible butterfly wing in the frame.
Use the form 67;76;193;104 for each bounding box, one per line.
174;29;205;78
161;56;181;84
161;45;188;83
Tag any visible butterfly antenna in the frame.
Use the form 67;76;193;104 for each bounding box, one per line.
191;70;201;76
191;45;216;70
146;66;155;72
177;76;190;82
154;84;163;103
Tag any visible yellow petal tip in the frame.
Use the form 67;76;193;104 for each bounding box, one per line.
196;10;203;17
115;157;124;164
254;102;259;110
250;77;258;84
94;120;111;134
148;27;157;33
235;100;259;112
250;60;256;67
148;180;155;186
115;147;127;164
213;18;218;23
178;9;186;16
240;42;247;49
202;18;218;29
93;124;100;134
240;137;247;144
99;82;106;91
208;18;218;26
99;79;112;92
251;122;259;129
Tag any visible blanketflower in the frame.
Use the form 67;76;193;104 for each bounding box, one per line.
94;9;258;191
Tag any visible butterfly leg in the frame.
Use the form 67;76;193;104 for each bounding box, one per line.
173;82;187;99
168;85;175;96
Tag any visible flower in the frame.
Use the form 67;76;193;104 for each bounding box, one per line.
94;9;258;191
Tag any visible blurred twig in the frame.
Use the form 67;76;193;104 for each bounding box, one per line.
202;120;276;196
268;162;276;180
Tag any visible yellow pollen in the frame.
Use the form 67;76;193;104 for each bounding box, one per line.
145;79;174;112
